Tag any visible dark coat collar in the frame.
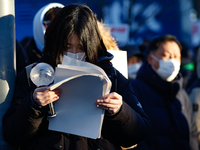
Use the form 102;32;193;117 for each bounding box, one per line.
137;61;183;100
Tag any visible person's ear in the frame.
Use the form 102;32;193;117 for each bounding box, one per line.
147;54;153;65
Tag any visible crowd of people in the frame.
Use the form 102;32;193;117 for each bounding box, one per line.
2;2;200;150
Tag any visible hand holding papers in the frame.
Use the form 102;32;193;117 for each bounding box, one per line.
48;55;111;139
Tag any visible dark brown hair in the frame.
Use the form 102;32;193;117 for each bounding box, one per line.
148;35;182;53
44;7;62;22
43;4;107;65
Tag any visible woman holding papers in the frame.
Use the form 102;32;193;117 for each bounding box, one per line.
3;4;150;150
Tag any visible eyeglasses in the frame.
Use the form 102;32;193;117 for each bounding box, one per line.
43;20;51;26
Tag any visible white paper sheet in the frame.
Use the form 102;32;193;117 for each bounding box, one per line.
48;55;111;139
108;50;128;78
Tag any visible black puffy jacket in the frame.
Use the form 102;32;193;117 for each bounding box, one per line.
131;62;198;150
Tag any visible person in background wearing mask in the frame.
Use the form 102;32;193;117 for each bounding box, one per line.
130;35;199;150
21;3;64;64
121;45;145;80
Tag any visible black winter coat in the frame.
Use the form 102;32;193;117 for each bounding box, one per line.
16;40;30;75
3;53;150;150
131;62;198;150
21;37;42;64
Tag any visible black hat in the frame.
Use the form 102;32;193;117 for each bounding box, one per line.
120;45;145;59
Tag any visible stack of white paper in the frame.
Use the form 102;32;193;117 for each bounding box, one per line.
48;55;112;139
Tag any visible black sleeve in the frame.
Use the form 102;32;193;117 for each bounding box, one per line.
103;70;151;147
2;69;47;147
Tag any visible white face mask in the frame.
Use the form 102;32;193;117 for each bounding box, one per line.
151;54;180;82
128;62;142;80
63;52;86;61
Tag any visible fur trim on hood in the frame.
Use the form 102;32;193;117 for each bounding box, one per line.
33;3;64;52
97;21;119;50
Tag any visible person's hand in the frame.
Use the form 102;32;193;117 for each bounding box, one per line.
33;87;61;106
95;92;123;114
